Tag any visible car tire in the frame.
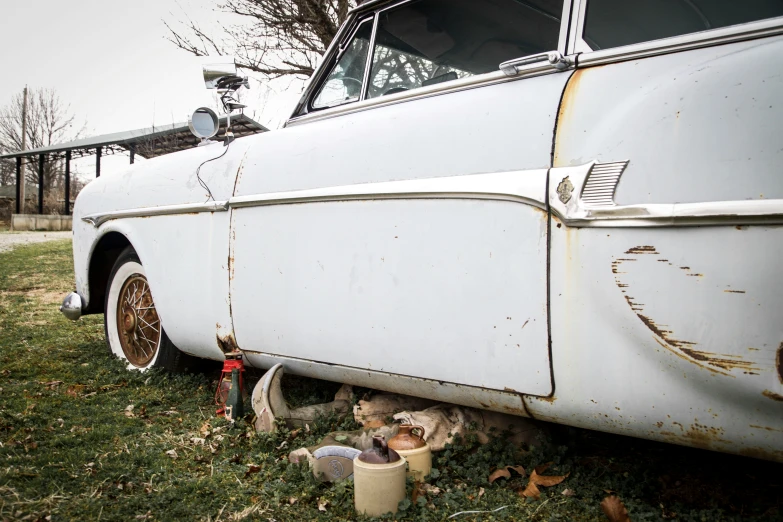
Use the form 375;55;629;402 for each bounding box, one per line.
104;246;195;372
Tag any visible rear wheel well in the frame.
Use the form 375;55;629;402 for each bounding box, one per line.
86;232;132;314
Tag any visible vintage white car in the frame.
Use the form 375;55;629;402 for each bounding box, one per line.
62;0;783;461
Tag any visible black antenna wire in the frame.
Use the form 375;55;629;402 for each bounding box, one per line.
194;139;231;202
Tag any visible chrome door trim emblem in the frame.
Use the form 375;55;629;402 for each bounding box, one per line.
550;161;783;227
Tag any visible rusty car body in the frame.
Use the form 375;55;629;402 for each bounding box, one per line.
63;0;783;461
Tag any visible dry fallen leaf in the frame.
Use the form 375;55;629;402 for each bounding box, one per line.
124;405;135;417
601;496;631;522
489;465;526;484
199;421;212;438
288;497;298;505
519;467;569;500
317;498;329;512
562;488;575;497
478;487;485;499
165;449;178;459
245;464;262;478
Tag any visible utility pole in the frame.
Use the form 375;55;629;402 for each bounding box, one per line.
19;86;27;213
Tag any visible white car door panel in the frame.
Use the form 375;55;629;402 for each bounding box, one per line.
231;66;571;396
232;198;550;393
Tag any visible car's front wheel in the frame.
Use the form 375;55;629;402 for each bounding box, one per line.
104;247;193;372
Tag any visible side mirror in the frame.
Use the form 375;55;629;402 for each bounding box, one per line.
188;107;220;140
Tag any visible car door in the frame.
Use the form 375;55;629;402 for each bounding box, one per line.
538;0;783;457
229;0;573;397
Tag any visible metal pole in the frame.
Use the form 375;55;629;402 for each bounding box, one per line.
19;87;27;209
64;150;71;216
15;157;21;214
38;154;44;215
129;145;135;165
96;147;101;178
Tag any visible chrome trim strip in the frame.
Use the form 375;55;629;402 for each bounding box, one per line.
229;170;549;210
360;12;380;102
550;162;783;227
557;0;574;54
82;200;229;227
286;64;560;127
576;17;783;67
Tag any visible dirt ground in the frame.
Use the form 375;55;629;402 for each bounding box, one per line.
0;231;71;253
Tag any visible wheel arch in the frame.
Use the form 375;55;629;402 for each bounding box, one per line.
84;231;132;315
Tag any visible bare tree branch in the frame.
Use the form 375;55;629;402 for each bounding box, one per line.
165;0;358;80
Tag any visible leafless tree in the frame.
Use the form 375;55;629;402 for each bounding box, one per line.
0;88;85;214
165;0;357;80
0;88;84;190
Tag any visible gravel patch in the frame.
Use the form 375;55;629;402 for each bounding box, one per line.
0;231;72;253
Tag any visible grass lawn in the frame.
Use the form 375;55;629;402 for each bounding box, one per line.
0;240;781;521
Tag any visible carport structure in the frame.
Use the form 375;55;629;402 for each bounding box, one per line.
0;113;268;215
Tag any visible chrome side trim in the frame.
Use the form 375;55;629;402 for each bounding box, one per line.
550;162;783;227
576;16;783;67
286;64;562;127
229;170;549;210
82;200;229;227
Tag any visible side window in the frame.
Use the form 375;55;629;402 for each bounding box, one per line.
366;0;564;99
312;20;374;110
584;0;783;50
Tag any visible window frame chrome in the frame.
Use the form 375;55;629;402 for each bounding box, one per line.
288;0;575;127
567;0;783;66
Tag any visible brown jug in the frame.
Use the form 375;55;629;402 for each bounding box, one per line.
388;425;431;481
388;425;426;451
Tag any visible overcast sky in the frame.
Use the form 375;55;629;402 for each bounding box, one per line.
0;0;308;179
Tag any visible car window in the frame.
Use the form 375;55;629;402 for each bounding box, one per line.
583;0;783;51
366;0;564;99
312;20;374;110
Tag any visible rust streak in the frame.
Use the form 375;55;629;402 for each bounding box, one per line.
680;348;759;372
553;68;588;167
625;245;659;254
613;254;758;376
750;425;783;432
777;343;783;384
762;390;783;402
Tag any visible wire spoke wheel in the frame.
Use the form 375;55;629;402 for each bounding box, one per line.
116;274;160;367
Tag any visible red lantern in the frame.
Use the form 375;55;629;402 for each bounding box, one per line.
215;352;246;415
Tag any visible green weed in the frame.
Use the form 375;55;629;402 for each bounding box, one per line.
0;240;780;521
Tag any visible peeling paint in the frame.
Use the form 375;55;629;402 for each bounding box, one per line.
625;245;659;254
613;251;759;376
216;333;240;354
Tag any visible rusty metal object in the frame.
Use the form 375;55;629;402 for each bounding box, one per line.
216;333;239;353
117;274;160;367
